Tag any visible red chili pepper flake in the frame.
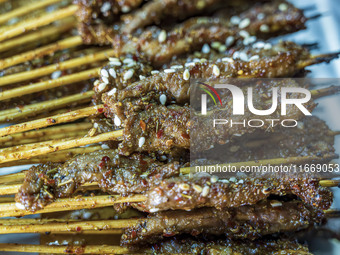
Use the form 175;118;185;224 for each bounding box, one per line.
104;170;112;178
157;129;164;139
47;179;55;185
98;108;104;113
99;162;105;168
140;120;146;131
141;179;147;186
130;229;137;239
181;133;190;139
102;156;110;163
140;159;147;165
132;55;138;61
167;182;175;189
38;173;44;178
76;226;82;232
163;232;175;237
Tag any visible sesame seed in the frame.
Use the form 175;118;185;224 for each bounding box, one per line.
138;137;145;147
89;128;96;137
15;202;25;210
264;43;272;50
98;83;107;92
124;69;134;80
51;70;62;79
151;70;160;75
121;5;131;13
109;57;120;62
211;176;218;183
101;144;110;149
239;30;250;38
238;179;244;184
257;13;265;20
101;69;109;78
230;16;240;25
270;200;283;207
160;155;167;161
127;61;136;68
139;75;146;80
233;51;240;59
183;69;190;80
164;68;176;74
239;18;250;29
107;88;117;96
159;94;167;105
185;62;196;67
100;2;111;13
123;58;134;64
110;61;122;66
170;65;184;69
243;36;256;45
249;55;260;61
229;177;237;182
260;24;270;33
211;41;221;49
225;36;235;47
158;30;167;43
253;41;266;49
222;57;234;63
193;184;203;193
193;58;200;63
93;123;98;128
102;77;109;84
149;208;159;213
114;115;121;126
212;65;220;77
200;58;207;63
202;186;210;197
201;43;210;54
219;179;230;183
179;183;190;191
109;68;117;78
219;45;227;53
239;52;248;62
279;3;288;11
94;79;100;86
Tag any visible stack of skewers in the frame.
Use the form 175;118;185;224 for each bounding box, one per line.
0;0;340;254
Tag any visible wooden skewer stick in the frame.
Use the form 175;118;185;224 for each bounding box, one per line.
0;122;91;144
0;67;100;101
0;5;79;42
0;172;26;184
0;194;146;217
0;0;63;24
0;91;94;122
0;244;132;254
0;130;123;163
319;179;340;187
297;52;340;69
0;49;113;86
0;35;83;69
0;19;75;53
0;104;102;137
311;85;340;99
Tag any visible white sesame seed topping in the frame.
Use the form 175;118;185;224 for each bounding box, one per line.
270;200;283;207
200;58;207;63
193;184;203;193
151;70;160;75
51;70;62;79
101;69;109;78
170;65;184;69
279;3;288;11
121;5;131;13
159;94;167;105
233;51;240;59
101;144;110;149
94;79;100;86
238;179;244;184
110;61;122;66
109;68;116;78
239;52;248;62
98;83;107;92
211;176;218;183
257;13;265;20
229;177;237;182
212;65;220;77
230;16;241;25
193;58;201;63
100;2;111;13
124;69;134;80
219;179;230;183
127;61;136;68
183;69;190;80
253;41;266;49
218;45;226;53
249;55;260;61
185;62;196;67
109;57;120;62
138;137;145;147
123;58;134;64
102;77;109;84
107;88;117;96
201;43;210;54
164;68;176;74
179;183;190;191
139;75;146;80
93;123;98;128
225;36;235;47
239;18;250;29
158;30;167;43
239;30;250;38
211;41;221;49
264;43;272;50
243;36;256;45
222;57;234;63
149;208;159;213
260;24;270;33
202;186;210;197
15;202;25;210
114;115;121;126
160;155;167;161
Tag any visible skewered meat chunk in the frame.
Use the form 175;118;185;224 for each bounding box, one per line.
143;237;313;254
138;174;333;212
122;200;324;246
16;150;180;211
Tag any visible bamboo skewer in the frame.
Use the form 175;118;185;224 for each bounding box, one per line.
0;0;63;25
0;5;79;42
0;19;75;53
0;35;83;69
0;91;94;122
0;172;25;184
0;67;100;101
0;49;113;86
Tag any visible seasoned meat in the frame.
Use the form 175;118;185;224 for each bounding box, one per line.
122;200;324;246
142;237;312;254
138;174;333;212
16;149;180;211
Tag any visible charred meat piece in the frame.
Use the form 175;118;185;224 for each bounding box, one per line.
16;149;180;211
79;1;306;65
122;200;324;246
138;174;333;212
142;237;312;254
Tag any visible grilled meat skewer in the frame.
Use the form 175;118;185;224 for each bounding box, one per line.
122;200;324;246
